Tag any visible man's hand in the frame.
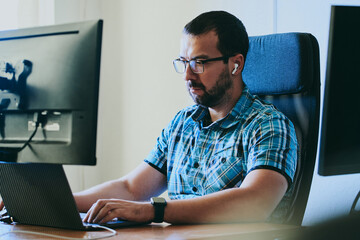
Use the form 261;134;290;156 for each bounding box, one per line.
83;199;154;224
0;200;6;217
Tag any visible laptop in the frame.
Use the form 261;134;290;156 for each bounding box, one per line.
0;162;144;230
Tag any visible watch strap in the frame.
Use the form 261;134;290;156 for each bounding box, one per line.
151;197;167;223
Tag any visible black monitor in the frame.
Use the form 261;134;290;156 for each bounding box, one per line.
0;20;102;165
318;6;360;176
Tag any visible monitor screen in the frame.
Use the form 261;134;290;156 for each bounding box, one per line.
0;20;102;165
319;6;360;176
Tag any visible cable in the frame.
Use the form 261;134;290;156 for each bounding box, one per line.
18;121;39;152
350;190;360;215
91;225;118;237
17;111;47;152
0;111;45;156
1;225;117;240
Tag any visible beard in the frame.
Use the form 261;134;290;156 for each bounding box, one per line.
187;68;233;108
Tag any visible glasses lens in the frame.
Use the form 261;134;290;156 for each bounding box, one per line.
190;60;203;74
173;59;186;73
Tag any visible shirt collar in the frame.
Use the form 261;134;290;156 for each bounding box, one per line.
191;85;254;129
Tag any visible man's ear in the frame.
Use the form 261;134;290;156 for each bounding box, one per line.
231;53;245;75
232;63;239;74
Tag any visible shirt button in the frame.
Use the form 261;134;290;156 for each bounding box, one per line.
221;158;227;163
192;186;198;192
194;162;199;168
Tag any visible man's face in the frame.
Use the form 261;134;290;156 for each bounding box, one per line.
179;31;233;108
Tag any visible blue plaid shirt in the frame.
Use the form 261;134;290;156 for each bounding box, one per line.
145;86;298;222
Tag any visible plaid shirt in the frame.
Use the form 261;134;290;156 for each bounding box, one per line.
145;86;298;222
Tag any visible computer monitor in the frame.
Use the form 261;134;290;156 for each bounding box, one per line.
318;6;360;176
0;20;102;165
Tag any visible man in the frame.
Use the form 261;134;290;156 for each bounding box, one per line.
0;11;297;224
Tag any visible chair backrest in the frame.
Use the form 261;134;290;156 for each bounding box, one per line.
242;32;320;225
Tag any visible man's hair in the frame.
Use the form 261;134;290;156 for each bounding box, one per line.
184;11;249;62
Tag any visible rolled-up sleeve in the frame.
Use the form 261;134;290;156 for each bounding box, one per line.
246;114;298;187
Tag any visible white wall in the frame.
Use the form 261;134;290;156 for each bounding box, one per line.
16;0;360;226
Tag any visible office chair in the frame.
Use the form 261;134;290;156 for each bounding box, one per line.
242;32;320;225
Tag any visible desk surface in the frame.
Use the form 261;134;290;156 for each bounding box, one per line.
0;221;301;240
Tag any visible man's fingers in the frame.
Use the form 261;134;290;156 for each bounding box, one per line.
83;202;97;222
86;200;119;223
98;210;116;224
83;199;135;224
85;200;106;223
82;211;90;222
93;202;117;223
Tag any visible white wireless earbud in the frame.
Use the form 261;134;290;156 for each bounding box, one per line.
232;63;239;74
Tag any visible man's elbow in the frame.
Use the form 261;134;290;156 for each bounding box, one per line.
237;195;281;223
250;197;283;222
251;207;274;222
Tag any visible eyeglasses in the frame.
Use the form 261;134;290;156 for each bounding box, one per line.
173;56;233;74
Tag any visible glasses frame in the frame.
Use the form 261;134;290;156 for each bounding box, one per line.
173;55;233;74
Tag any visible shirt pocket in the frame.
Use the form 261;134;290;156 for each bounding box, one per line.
204;155;245;194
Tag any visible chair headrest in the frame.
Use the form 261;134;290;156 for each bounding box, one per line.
243;32;317;96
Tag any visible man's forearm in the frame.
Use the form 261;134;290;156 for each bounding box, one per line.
74;178;134;212
163;169;288;224
163;188;272;224
82;169;287;224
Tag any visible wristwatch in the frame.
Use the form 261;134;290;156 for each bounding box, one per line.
150;197;167;223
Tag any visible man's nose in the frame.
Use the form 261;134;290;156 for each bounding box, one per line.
184;62;197;81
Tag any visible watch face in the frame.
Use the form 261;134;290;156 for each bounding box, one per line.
152;197;166;205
